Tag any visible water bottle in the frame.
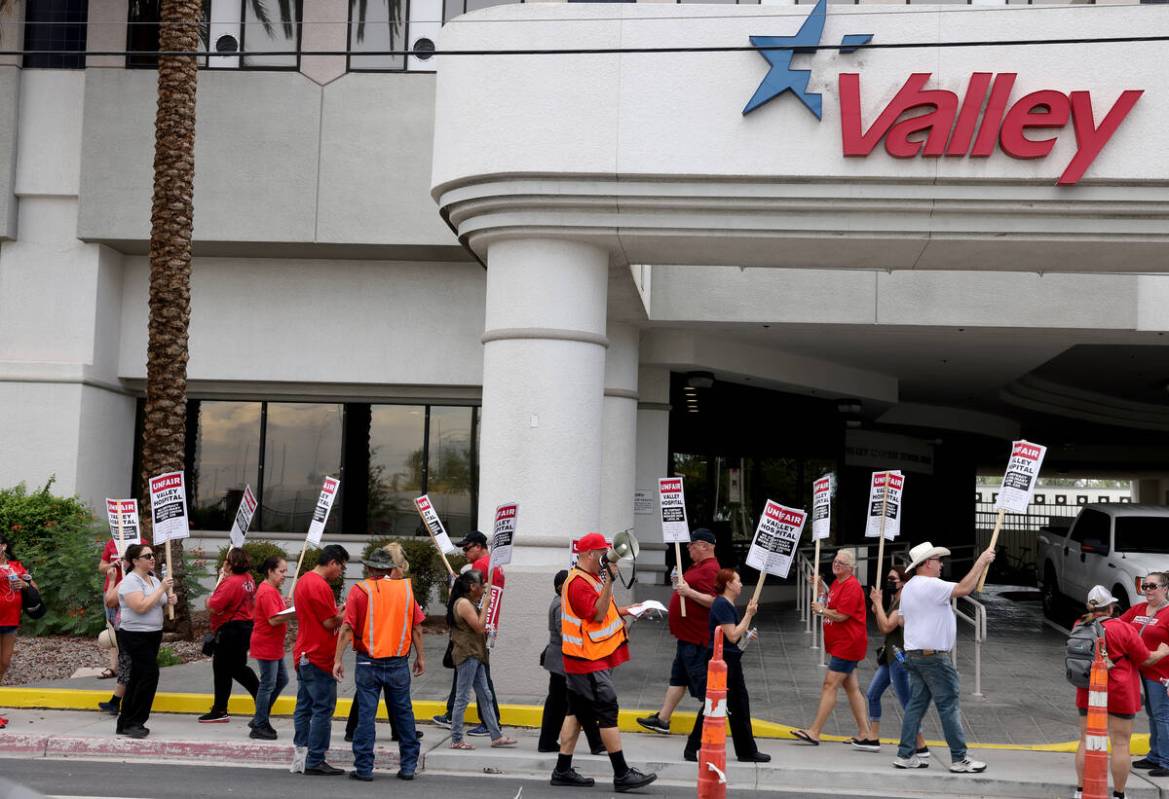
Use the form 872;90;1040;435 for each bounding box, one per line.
670;566;680;587
740;627;759;651
892;644;906;664
486;625;498;651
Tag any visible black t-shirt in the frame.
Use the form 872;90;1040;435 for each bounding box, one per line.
708;595;741;654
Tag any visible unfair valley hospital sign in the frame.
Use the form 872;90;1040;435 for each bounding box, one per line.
742;0;1142;185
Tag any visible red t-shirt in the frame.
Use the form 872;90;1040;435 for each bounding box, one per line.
293;571;339;674
823;574;867;662
669;557;720;646
1120;602;1169;681
102;537;150;592
1076;617;1151;715
342;579;426;657
0;560;30;627
250;581;289;661
207;572;256;632
563;572;630;674
472;554;505;588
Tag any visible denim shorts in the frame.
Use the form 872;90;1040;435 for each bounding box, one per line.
828;656;859;674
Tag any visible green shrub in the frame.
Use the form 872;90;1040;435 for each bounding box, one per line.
156;645;181;667
361;536;464;610
0;480;106;636
215;539;290;584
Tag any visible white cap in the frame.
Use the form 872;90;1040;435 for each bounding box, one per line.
1087;585;1119;609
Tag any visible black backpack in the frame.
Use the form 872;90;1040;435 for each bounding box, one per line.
1065;618;1106;689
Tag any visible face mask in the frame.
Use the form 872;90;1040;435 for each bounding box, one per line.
885;580;899;591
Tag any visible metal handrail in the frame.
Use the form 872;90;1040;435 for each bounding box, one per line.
951;594;987;698
796;550;825;665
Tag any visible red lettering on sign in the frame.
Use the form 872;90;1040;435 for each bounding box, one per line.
1013;443;1043;459
661;479;683;493
150;474;182;490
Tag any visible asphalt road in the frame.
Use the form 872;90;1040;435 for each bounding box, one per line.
0;760;861;799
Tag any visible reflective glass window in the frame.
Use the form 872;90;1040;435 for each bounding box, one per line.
427;406;475;537
349;0;406;71
368;405;427;535
243;0;300;67
191;401;262;531
262;403;345;533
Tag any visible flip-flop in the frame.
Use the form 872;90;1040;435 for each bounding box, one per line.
449;740;475;750
98;668;116;679
491;737;518;748
791;729;820;746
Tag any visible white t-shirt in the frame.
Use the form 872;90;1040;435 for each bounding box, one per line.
900;575;957;651
118;571;164;632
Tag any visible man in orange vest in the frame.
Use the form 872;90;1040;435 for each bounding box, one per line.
334;544;425;782
553;532;657;793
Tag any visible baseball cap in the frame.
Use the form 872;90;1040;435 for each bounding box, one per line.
690;529;716;545
455;530;488;549
1087;585;1119;609
576;532;610;552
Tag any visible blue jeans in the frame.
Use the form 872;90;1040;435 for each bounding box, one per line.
1144;676;1169;767
293;661;337;768
866;660;910;721
352;654;420;776
451;657;502;743
251;658;288;730
898;652;966;761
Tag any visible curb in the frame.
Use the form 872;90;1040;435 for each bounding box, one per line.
0;686;1105;753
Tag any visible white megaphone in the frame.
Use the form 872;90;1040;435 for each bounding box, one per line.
603;530;640;589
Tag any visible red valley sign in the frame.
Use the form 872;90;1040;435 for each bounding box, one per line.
839;73;1142;186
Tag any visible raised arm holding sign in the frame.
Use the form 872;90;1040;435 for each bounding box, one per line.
287;476;340;599
746;500;808;606
658;477;691;617
976;440;1046;592
414;494;457;576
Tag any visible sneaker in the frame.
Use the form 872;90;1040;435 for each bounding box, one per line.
117;725;149;739
893;754;928;769
614;768;657;793
396;771;414;781
98;701;120;716
949;757;987;773
0;715;7;730
635;714;670;735
467;723;490;737
1072;789;1083;799
1133;758;1158;769
250;726;278;740
290;746;307;774
348;771;373;782
550;768;595;787
916;746;931;759
304;762;345;776
198;710;230;723
343;733;353;743
852;738;880;752
1149;767;1169;778
432;714;452;729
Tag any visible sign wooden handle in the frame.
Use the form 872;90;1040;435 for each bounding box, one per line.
287;540;310;599
415;505;456;576
876;472;889;587
674;542;686;618
975;509;1005;593
812;539;822;606
751;574;766;605
164;539;175;620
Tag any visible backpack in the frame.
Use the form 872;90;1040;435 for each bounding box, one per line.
1065;618;1106;689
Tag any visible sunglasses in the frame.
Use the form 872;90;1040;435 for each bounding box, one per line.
1143;583;1165;591
138;553;155;560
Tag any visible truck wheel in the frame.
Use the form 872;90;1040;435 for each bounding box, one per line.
1041;566;1060;620
1113;586;1131;613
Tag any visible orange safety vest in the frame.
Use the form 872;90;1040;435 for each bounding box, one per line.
354;577;415;659
561;568;626;661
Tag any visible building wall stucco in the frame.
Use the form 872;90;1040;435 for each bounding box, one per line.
0;68;18;239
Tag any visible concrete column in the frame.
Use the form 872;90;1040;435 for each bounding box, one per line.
599;323;639;536
477;237;609;700
633;366;671;599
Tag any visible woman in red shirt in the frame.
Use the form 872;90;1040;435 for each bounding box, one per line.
0;533;37;729
249;555;291;739
793;547;874;749
200;547;259;723
1120;572;1169;776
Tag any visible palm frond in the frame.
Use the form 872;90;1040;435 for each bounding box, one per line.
275;0;294;40
248;0;275;38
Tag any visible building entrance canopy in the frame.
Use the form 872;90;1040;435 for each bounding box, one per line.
432;3;1169;273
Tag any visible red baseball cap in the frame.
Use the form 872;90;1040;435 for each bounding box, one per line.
576;532;609;552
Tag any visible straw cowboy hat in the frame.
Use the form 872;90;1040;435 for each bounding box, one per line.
907;541;952;572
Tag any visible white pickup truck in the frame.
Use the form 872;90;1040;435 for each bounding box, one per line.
1037;503;1169;617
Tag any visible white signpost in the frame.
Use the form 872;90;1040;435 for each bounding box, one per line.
746;500;808;603
865;470;905;582
288;476;340;599
228;485;258;549
148;471;190;619
415;494;457;576
658;477;691;617
105;498;141;558
810;474;832;602
977;439;1047;591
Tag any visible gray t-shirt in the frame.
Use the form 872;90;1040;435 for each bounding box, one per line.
118;571;164;632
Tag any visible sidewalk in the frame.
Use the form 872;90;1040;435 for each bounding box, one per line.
0;706;1164;798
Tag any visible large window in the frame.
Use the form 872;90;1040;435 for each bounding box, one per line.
127;0;301;70
348;0;407;72
164;399;478;536
24;0;88;69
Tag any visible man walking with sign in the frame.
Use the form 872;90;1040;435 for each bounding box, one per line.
553;533;656;793
636;529;720;742
893;541;995;773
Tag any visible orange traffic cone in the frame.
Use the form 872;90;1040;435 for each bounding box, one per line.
698;627;728;799
1082;637;1110;799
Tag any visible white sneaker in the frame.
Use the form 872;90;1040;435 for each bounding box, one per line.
950;757;987;773
893;754;928;769
916;746;931;759
290;746;307;774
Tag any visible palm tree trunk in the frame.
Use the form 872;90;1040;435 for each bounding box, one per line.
140;0;202;639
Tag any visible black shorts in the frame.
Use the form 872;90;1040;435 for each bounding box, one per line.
1077;707;1136;720
566;669;620;729
669;641;711;699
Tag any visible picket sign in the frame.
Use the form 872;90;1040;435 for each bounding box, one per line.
148;472;190;620
228;485;258;549
414;495;456;576
481;502;517;631
287;476;341;599
658;477;691;618
977;440;1047;591
105;498;141;559
746;500;808;605
810;475;832;605
864;471;904;585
